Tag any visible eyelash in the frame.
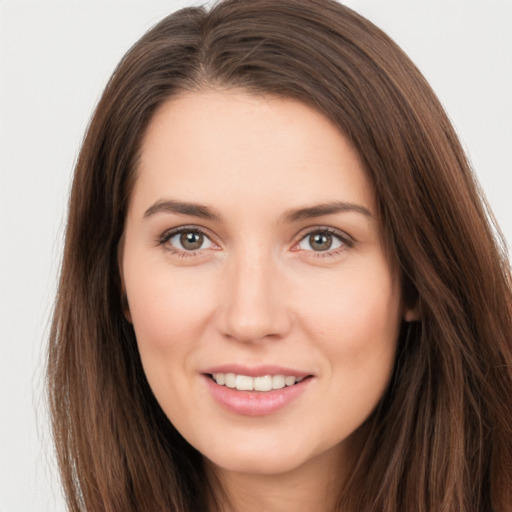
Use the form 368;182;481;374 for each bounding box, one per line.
158;226;215;258
158;226;354;258
294;227;354;258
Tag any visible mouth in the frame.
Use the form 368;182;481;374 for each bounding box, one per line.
207;372;309;392
204;370;314;416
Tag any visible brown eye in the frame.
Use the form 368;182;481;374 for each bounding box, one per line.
180;231;204;250
308;233;333;251
296;230;346;253
163;229;215;252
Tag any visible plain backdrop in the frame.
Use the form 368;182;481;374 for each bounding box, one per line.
1;1;511;511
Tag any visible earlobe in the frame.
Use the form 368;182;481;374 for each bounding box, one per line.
403;304;420;322
117;233;132;323
122;292;133;323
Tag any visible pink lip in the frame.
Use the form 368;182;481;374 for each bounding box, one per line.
202;374;313;416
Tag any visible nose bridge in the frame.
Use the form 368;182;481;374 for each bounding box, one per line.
219;243;289;342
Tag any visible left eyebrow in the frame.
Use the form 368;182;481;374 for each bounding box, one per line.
281;201;373;223
143;199;221;221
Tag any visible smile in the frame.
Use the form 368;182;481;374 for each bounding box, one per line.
211;373;305;392
204;373;313;416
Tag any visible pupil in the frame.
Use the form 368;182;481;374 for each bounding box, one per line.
180;232;203;250
310;233;332;251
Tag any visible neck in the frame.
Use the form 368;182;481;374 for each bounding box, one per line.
205;446;349;512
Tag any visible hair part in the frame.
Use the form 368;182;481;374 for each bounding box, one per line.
48;1;512;510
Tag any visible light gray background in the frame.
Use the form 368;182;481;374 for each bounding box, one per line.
1;1;511;511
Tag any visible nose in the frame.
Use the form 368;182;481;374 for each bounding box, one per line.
217;250;292;343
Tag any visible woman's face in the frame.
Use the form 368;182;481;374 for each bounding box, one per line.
121;90;409;477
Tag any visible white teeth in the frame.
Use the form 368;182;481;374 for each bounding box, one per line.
213;373;225;385
224;373;236;388
235;375;253;391
272;375;285;389
284;375;296;386
254;375;272;391
211;373;306;391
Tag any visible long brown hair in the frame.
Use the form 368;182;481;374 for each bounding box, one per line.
47;0;512;510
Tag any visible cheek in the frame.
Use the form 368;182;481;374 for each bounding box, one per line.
124;261;216;358
303;264;400;335
297;262;402;383
301;265;401;431
123;264;219;420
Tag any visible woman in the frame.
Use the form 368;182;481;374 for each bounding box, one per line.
47;0;512;510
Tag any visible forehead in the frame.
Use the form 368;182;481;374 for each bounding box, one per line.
132;90;374;219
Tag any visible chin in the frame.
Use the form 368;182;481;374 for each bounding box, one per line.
197;428;344;478
207;448;309;476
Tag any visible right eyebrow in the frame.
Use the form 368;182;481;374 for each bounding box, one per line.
143;199;222;221
280;200;373;223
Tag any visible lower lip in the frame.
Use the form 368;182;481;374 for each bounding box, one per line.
203;375;312;416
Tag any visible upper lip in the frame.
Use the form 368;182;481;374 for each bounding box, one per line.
201;364;312;378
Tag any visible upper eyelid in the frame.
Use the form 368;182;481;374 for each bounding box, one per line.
294;225;354;245
160;225;215;242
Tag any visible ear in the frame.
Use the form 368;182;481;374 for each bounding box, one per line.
121;291;133;324
403;303;420;322
117;234;133;324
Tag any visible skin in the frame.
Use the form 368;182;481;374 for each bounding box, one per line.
121;90;414;511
